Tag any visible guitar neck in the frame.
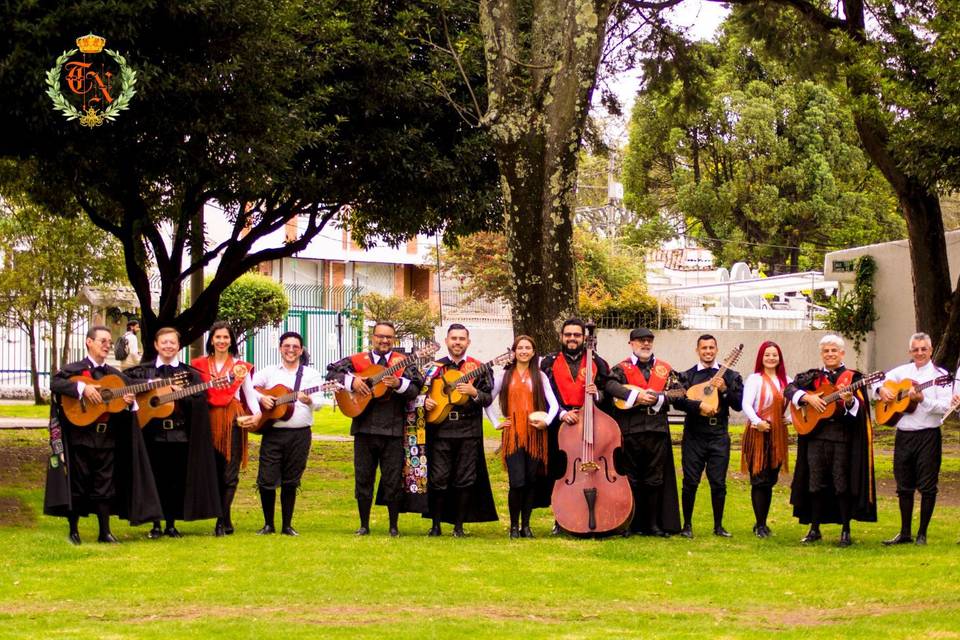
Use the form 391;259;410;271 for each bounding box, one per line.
160;377;225;403
456;361;492;383
823;376;871;403
368;353;430;384
277;383;337;406
113;378;169;396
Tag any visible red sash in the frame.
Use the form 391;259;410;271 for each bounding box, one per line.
619;358;671;392
192;356;253;407
814;369;854;391
350;351;407;378
553;355;587;408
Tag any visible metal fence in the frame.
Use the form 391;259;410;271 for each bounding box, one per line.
0;284;364;392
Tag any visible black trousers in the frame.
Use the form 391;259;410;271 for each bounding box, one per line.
257;427;312;490
69;444;116;504
894;428;942;496
215;426;244;496
621;431;671;489
146;441;189;520
429;437;481;491
354;432;403;503
681;430;729;495
806;439;849;494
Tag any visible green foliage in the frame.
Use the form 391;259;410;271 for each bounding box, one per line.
825;255;878;350
623;24;906;272
215;274;289;342
361;292;439;343
432;231;513;305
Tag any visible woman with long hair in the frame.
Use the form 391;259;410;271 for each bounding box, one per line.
741;340;792;538
485;335;559;538
191;321;261;536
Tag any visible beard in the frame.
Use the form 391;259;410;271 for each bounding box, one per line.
562;344;583;358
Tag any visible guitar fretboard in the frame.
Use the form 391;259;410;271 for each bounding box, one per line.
157;375;232;404
275;382;339;406
822;373;880;404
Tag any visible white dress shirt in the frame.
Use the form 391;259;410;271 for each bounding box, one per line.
873;361;952;431
252;364;325;428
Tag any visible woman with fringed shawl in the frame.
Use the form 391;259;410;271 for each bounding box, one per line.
191;321;261;536
485;335;559;538
741;341;791;538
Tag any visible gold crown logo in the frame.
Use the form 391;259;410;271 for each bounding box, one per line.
76;34;106;54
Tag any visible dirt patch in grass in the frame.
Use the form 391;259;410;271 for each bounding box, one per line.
0;494;35;527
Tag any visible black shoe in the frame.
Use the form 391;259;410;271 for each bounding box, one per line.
551;522;561;536
760;525;772;538
68;531;82;546
214;523;226;537
838;530;852;547
257;524;276;535
520;526;534;539
452;526;465;538
97;532;120;544
915;533;927;546
679;524;693;539
621;529;633;539
147;526;163;540
355;526;370;536
883;532;913;546
753;524;763;538
647;526;667;538
428;524;442;537
713;526;732;538
801;528;822;544
223;524;235;535
389;526;400;538
164;526;182;538
509;526;520;539
281;526;299;536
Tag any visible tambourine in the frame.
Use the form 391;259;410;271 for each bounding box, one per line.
528;411;549;429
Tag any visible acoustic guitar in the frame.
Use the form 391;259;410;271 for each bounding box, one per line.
137;365;246;428
612;372;687;410
61;372;189;426
685;344;744;414
790;370;885;435
253;380;342;431
874;374;953;426
334;342;440;418
425;351;514;424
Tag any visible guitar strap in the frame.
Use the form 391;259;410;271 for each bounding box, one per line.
294;363;304;394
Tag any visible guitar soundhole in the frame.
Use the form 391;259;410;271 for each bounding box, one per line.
150;397;159;408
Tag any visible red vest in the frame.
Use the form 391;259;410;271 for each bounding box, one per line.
619;358;671;392
350;351;407;377
552;355;588;408
814;369;853;390
192;356;253;407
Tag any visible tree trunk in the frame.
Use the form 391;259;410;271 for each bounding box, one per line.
189;208;205;360
27;317;42;405
480;0;617;352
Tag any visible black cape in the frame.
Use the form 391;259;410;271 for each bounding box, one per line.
789;370;877;524
625;436;682;534
421;434;499;524
126;362;222;521
43;361;162;526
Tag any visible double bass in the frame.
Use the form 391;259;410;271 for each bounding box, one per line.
552;323;634;536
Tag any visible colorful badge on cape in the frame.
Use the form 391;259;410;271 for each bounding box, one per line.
46;34;137;127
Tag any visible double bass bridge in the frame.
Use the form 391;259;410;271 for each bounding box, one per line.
579;460;599;473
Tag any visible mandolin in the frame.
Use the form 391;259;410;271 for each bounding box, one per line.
685;344;744;414
425;350;514;424
874;374;953;426
334;342;440;418
137;365;246;428
253;380;341;431
61;372;189;426
791;370;885;435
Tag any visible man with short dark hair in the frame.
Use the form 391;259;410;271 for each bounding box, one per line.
44;325;161;544
674;334;743;538
423;323;498;536
327;321;424;537
253;331;325;535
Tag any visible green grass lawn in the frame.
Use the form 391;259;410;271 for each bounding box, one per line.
2;427;960;639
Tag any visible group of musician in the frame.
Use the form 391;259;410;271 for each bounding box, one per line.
43;318;955;547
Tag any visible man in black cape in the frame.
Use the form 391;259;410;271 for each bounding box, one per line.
126;327;221;537
422;324;498;536
786;334;876;547
44;325;161;543
326;321;425;537
604;327;682;536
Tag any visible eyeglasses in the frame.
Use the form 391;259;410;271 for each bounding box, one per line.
93;338;113;346
910;347;930;353
373;334;395;340
562;332;583;338
281;344;302;351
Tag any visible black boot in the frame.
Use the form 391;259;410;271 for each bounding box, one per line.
644;490;666;536
521;487;536;538
258;488;276;534
147;520;163;539
884;493;914;545
280;485;298;535
507;488;522;531
164;519;181;538
95;501;118;543
68;513;81;545
681;485;697;536
711;489;730;537
428;489;444;536
916;493;936;545
388;503;400;537
452;489;471;537
356;496;372;535
221;485;237;534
